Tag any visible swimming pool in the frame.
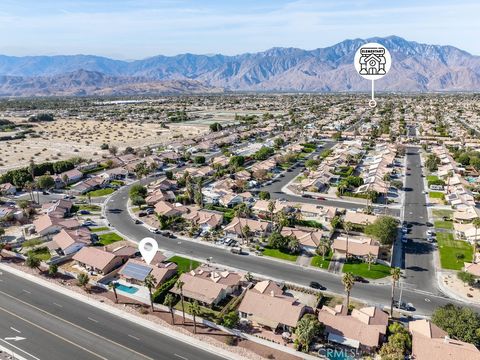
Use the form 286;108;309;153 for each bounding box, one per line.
466;177;477;183
115;283;139;294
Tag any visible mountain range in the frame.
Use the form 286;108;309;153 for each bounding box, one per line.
1;36;480;96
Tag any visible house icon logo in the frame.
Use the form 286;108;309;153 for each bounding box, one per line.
354;42;391;80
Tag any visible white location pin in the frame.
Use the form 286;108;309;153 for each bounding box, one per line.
138;237;158;265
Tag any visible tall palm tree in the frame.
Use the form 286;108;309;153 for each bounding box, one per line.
164;293;176;325
267;200;276;223
144;274;157;312
472;218;480;263
176;279;186;324
316;237;330;261
25;254;41;272
390;267;402;317
343;221;353;260
342;272;355;309
108;281;119;304
365;252;376;270
190;301;201;334
241;225;251;246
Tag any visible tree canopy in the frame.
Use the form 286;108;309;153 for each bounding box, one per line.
365;216;399;245
431;304;480;346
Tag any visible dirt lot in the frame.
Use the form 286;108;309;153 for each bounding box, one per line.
0;119;208;171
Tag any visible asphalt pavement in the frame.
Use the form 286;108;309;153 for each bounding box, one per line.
0;270;227;360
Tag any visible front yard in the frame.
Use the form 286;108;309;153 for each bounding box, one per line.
27;247;51;261
342;259;391;279
168;255;201;273
429;191;445;200
262;248;298;262
434;220;454;230
437;232;473;270
96;232;123;245
85;188;115;197
311;250;332;269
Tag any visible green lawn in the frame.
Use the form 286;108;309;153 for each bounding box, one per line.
85;188;115;197
429;191;445;199
311;250;332;269
78;204;102;212
437;232;473;270
27;247;51;261
434;220;454;230
90;226;110;233
96;232;123;245
342;259;391;279
262;248;298;262
432;209;453;219
167;255;201;273
110;180;124;187
427;175;439;182
22;238;44;248
174;301;220;322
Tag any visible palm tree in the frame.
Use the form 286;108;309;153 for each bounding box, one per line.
164;293;176;325
343;221;353;260
234;203;251;218
365;253;376;270
342;272;355;308
241;225;251;246
316;237;330;261
25;254;40;272
390;267;402;317
48;264;58;277
176;279;186;324
294;314;323;352
190;301;201;334
77;273;90;291
472;218;480;263
0;242;5;260
267;200;276;223
144;274;157;312
108;281;119;304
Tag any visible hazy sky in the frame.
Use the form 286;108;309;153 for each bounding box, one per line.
1;0;480;59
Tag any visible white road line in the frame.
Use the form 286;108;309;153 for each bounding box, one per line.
128;334;140;341
174;354;188;360
22;290;31;294
10;327;21;333
88;317;98;323
0;338;39;360
53;303;63;308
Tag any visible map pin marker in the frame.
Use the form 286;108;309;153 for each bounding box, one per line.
138;237;158;265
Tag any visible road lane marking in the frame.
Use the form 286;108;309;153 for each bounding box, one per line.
21;290;31;294
88;317;98;323
174;354;188;360
0;290;153;360
53;303;63;308
0;305;106;360
128;334;140;340
0;338;40;360
10;327;21;333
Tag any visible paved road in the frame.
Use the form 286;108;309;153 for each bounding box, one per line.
401;147;437;293
0;270;226;360
105;184;478;316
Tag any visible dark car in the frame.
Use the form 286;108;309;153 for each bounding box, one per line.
394;300;415;312
134;219;142;224
138;212;147;217
309;281;325;290
354;276;369;283
79;210;90;215
302;194;313;199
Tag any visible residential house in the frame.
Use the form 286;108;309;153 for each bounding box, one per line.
343;211;378;226
41;199;73;218
145;190;175;205
238;280;307;332
182;208;224;231
47;228;92;256
33;215;80;236
0;183;16;195
299;203;337;223
281;227;327;253
318;305;388;352
170;267;242;306
154;201;188;217
409;319;480;360
118;259;177;288
72;247;124;275
224;217;272;240
332;236;380;258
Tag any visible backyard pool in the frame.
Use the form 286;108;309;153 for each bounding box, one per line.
115;283;139;294
466;177;478;183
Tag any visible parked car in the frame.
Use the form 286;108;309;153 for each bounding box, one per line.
394;300;415;312
134;219;142;224
230;247;243;254
79;210;90;215
138;212;147;217
150;228;161;234
353;276;369;284
426;229;435;237
146;208;154;215
309;281;326;290
82;220;96;227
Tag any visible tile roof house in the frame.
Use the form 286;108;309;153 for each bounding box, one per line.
318;305;388;351
223;217;272;240
332;236;380;258
41;199;73;218
409;319;480;360
0;182;16;195
344;211;378;226
145;190;175;205
154;201;188;217
48;228;92;255
182;208;224;230
118;258;177;288
238;280;307;332
281;227;327;253
170;267;242;306
33;214;81;236
72;247;124;275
